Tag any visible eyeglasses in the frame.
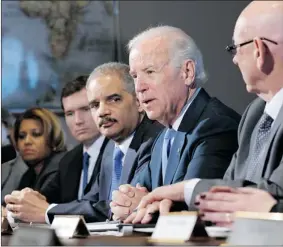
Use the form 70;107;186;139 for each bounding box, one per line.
226;37;278;55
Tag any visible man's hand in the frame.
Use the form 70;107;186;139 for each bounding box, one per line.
110;184;148;221
138;181;186;210
4;188;49;223
195;186;277;226
124;199;173;224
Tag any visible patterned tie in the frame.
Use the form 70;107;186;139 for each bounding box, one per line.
82;152;90;192
162;128;176;182
246;113;274;181
109;147;124;200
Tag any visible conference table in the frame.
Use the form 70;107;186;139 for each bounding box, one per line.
1;234;224;246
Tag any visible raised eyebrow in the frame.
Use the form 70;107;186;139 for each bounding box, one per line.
79;105;90;110
64;110;73;115
106;93;121;100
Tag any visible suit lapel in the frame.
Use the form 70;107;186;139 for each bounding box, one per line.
178;88;210;132
120;116;149;184
151;132;164;188
162;89;210;185
258;103;283;176
164;131;186;185
121;148;137;184
99;141;115;199
84;138;109;194
64;145;83;200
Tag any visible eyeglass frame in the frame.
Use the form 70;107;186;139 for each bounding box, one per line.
226;37;278;55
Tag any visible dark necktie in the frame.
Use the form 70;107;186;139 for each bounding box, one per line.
162;128;176;182
246;113;274;181
109;147;124;200
82;152;90;192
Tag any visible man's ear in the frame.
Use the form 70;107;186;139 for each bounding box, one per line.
182;60;196;88
253;37;266;71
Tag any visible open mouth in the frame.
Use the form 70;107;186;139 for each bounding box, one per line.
142;99;155;107
143;99;155;106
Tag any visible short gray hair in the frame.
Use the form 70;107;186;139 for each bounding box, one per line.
127;25;208;87
87;62;135;95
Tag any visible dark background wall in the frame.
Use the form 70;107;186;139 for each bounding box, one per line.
118;0;255;115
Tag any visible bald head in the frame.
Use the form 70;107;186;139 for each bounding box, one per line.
231;1;283;101
234;1;283;41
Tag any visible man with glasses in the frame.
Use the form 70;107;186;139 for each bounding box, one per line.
124;0;283;225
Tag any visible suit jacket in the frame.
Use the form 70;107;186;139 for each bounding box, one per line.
1;152;65;205
1;144;17;164
190;97;283;208
138;88;240;192
47;116;163;223
42;138;109;204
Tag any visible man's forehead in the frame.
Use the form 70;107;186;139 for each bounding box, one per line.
130;46;169;67
63;100;89;112
233;16;254;41
88;80;126;99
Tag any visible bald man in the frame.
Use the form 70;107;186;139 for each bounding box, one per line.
124;0;283;225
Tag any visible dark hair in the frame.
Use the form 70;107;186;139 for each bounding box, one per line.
60;75;89;110
14;107;66;152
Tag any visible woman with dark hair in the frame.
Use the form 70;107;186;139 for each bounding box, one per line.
1;107;66;205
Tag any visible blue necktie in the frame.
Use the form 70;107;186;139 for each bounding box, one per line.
162;128;176;182
246;113;273;181
109;147;124;200
82;152;90;192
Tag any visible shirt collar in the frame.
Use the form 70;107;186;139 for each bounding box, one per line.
83;135;105;155
172;87;202;131
115;132;135;155
265;87;283;120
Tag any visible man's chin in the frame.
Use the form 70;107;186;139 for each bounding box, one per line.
245;84;257;94
145;110;159;121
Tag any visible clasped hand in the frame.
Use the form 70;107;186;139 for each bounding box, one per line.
4;188;49;223
110;183;148;221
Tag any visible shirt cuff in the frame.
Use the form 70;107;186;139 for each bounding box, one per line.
7;210;16;227
45;203;58;224
184;179;201;206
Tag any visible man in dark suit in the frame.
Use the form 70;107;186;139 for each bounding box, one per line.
111;25;240;221
42;76;108;203
5;62;162;223
124;1;283;224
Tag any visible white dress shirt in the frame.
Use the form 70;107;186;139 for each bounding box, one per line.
184;87;283;206
116;133;134;166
